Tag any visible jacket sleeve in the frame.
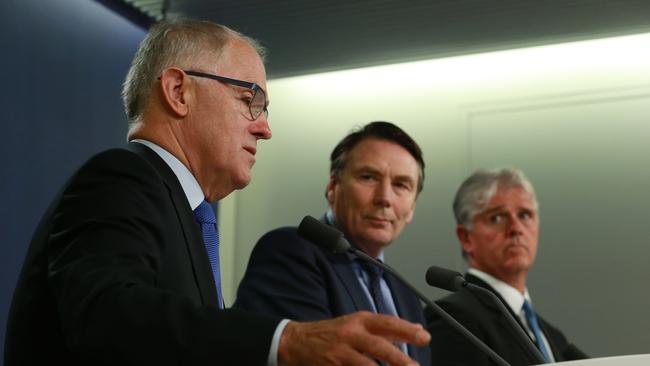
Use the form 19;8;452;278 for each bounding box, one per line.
235;227;337;321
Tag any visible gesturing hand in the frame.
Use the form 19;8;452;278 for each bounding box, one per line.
278;311;430;366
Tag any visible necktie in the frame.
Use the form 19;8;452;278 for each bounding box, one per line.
360;261;389;314
193;200;223;308
522;299;551;362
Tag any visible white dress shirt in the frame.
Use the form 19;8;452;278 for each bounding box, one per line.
468;268;555;362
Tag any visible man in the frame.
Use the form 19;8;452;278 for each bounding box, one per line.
4;20;429;366
427;168;587;365
235;121;431;365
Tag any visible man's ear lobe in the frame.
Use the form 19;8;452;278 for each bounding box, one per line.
326;175;337;204
457;225;472;253
159;68;190;117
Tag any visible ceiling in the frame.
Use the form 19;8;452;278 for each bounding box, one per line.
112;0;650;78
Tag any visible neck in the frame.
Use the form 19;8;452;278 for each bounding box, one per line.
129;118;230;202
470;266;527;294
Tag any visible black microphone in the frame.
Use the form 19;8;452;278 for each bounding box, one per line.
425;265;547;364
424;265;466;292
297;215;511;366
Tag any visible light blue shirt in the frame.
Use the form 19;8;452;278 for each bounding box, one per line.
131;139;288;366
326;211;409;355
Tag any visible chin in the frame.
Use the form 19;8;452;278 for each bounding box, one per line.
232;171;253;189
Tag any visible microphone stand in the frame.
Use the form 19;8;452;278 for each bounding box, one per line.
351;248;511;366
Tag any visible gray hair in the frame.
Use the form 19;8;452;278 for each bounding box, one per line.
453;168;538;230
121;19;266;130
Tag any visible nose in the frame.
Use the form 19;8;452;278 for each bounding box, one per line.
507;215;524;235
373;179;393;207
250;114;272;140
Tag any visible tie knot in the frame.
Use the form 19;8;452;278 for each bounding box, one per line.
522;299;535;316
360;260;384;280
193;200;217;224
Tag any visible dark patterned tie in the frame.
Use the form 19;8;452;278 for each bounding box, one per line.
360;261;389;314
193;200;223;308
522;299;551;362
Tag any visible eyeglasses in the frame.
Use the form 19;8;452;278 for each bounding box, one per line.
184;70;268;120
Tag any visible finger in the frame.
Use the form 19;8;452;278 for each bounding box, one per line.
338;347;387;366
364;313;431;346
350;332;419;366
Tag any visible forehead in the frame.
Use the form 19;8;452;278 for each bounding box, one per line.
216;38;267;88
484;185;536;211
345;138;419;174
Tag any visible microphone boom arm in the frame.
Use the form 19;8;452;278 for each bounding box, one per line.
351;248;511;366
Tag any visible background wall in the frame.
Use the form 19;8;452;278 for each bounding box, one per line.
224;33;650;357
0;0;146;359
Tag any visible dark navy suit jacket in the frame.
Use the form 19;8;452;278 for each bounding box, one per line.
5;143;279;365
235;225;431;365
426;274;587;366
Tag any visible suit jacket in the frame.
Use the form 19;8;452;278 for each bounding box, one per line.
426;274;587;366
5;143;280;366
234;225;431;365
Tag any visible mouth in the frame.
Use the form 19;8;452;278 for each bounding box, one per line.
366;216;392;226
505;243;528;253
243;146;257;156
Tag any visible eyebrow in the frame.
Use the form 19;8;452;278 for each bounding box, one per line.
353;166;416;184
481;205;535;215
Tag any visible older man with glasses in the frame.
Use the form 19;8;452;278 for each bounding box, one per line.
5;19;429;366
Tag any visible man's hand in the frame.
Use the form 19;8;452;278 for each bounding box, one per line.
278;311;431;366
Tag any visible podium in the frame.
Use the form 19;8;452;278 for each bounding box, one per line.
549;354;650;366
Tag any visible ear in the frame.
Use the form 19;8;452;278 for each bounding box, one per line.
159;68;191;118
456;224;473;257
326;174;337;205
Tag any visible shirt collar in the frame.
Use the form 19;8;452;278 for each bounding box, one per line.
131;139;205;210
468;268;532;313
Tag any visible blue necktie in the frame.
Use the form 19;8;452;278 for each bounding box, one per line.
522;299;551;362
193;200;223;308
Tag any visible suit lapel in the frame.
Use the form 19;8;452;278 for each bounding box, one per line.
538;315;561;360
320;214;374;312
329;252;375;312
127;142;218;306
465;274;541;360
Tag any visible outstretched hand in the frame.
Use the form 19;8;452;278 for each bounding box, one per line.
278;311;431;366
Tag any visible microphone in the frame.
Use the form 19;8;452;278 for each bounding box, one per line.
425;265;547;364
424;265;465;292
297;215;511;366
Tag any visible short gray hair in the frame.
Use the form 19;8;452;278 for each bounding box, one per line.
121;19;266;129
453;168;538;230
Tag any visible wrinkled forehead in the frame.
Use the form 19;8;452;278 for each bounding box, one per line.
478;183;537;213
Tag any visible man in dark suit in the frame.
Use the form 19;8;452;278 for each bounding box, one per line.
235;121;431;365
4;20;430;366
427;168;587;365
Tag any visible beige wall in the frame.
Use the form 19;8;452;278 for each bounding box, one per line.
220;32;650;357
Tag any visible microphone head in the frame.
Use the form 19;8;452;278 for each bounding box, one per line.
297;215;351;254
426;265;466;292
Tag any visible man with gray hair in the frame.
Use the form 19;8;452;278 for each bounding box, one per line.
427;168;586;366
5;19;429;366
